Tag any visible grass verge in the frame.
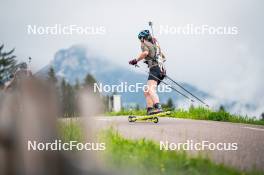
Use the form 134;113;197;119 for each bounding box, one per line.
58;121;263;175
58;119;83;142
100;128;263;175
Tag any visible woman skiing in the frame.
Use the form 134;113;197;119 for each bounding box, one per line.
129;30;166;115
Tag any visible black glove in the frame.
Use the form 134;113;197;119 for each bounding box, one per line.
129;59;138;65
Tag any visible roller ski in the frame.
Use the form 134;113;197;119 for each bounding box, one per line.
128;111;171;123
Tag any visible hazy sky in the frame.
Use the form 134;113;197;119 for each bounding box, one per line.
1;0;264;116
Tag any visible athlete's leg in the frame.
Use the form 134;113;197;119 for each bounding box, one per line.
147;80;159;104
145;66;163;114
144;90;154;108
147;79;163;113
144;84;154;115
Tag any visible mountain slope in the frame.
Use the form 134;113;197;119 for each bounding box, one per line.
36;45;209;108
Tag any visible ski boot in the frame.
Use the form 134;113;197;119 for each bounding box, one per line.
148;103;163;115
147;107;154;115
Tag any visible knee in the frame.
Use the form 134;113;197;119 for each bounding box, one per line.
148;88;156;96
144;90;150;97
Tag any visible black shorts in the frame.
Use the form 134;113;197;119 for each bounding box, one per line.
148;66;165;85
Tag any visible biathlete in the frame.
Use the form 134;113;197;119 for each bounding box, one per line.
129;30;166;115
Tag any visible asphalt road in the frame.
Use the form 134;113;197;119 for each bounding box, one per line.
93;116;264;172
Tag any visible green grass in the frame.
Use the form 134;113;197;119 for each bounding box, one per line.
58;119;83;142
101;128;263;175
106;107;264;125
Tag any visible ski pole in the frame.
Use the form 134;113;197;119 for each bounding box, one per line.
134;64;195;103
165;75;209;107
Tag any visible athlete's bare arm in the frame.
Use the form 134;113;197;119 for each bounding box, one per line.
137;51;149;62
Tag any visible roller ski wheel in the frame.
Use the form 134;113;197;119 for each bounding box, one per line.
128;116;136;122
153;117;159;123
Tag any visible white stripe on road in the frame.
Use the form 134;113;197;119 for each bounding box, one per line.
243;127;264;132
